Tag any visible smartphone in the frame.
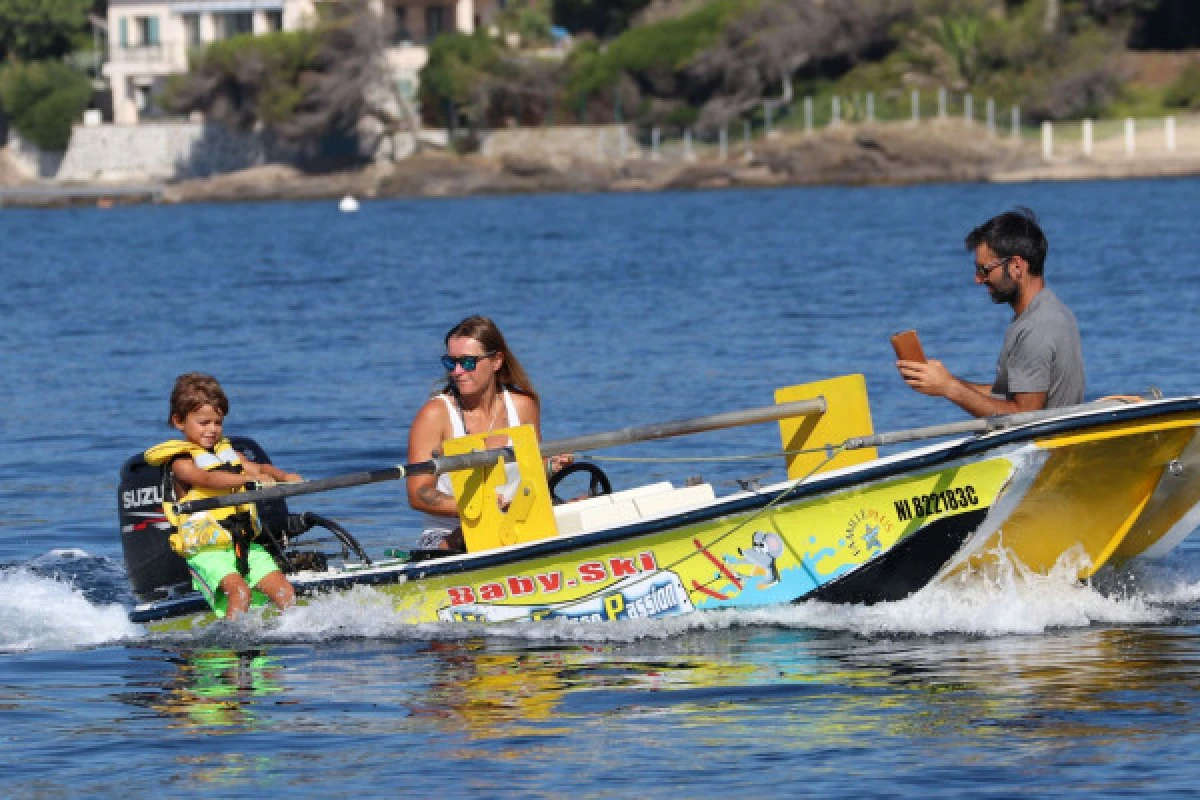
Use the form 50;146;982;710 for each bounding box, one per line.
890;329;926;363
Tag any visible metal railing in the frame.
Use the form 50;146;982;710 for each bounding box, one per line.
108;42;187;66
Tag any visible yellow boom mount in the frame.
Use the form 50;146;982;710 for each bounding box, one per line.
442;424;557;553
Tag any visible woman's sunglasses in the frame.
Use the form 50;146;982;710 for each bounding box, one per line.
442;352;496;372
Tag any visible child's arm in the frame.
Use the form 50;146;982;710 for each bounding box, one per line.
171;457;259;491
240;458;302;483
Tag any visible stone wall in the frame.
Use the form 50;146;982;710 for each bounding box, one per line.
56;122;275;183
480;125;635;166
49;122;637;184
6;133;64;180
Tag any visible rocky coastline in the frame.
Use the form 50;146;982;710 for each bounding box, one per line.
3;123;1199;209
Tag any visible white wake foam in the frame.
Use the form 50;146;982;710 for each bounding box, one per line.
0;567;141;652
11;543;1195;652
183;547;1175;645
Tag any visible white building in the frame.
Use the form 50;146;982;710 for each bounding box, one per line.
104;0;504;125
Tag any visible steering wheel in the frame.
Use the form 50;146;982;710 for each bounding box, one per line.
547;461;613;505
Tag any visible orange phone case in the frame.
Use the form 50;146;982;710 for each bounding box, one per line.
891;329;926;363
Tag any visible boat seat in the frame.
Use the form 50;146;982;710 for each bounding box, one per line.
553;481;674;534
552;482;716;535
608;481;675;502
577;500;642;531
560;481;675;512
633;483;716;518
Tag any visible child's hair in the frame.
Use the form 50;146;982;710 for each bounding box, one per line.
168;372;229;425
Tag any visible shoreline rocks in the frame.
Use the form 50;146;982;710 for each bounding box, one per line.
4;124;1199;209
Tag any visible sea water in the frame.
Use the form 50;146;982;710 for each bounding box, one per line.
2;178;1200;797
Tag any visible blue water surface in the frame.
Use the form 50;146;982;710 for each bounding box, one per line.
1;178;1199;797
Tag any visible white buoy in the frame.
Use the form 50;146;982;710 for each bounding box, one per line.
339;195;359;213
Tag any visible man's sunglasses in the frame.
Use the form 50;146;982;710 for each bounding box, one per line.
441;352;496;372
975;255;1012;279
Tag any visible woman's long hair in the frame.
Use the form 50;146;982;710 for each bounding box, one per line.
442;315;539;403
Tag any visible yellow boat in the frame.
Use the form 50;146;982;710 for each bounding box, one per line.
117;375;1200;631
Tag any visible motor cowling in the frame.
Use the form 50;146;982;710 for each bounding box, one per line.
117;436;290;604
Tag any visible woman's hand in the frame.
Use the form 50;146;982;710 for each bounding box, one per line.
547;453;574;475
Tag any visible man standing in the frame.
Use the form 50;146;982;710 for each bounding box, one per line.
897;207;1084;418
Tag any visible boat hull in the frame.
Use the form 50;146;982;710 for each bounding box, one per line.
938;408;1200;582
132;397;1200;632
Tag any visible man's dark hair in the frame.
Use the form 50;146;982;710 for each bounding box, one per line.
965;207;1048;276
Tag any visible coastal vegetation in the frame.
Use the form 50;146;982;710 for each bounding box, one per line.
0;61;91;151
1166;62;1200;110
2;0;1197;165
0;0;95;151
0;0;93;62
162;1;414;155
420;0;1200;137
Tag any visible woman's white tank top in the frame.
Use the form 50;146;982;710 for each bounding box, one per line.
423;389;521;529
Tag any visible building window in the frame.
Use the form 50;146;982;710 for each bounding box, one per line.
391;4;410;43
136;16;160;46
216;11;254;39
118;17;128;48
426;6;446;38
182;13;202;46
265;10;283;32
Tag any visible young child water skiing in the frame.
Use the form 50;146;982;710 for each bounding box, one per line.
145;373;301;619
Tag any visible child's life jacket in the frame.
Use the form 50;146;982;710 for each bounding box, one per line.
144;438;261;557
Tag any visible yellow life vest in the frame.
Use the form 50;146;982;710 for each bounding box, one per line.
144;438;260;556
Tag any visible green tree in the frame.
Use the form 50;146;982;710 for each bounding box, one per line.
1164;62;1200;110
0;60;91;150
164;2;395;155
165;30;321;133
0;0;93;62
417;31;502;127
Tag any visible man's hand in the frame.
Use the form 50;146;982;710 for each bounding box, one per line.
897;358;956;398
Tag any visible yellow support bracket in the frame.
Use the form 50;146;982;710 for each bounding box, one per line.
441;424;558;553
776;374;877;479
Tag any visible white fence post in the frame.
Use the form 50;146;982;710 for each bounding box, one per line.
804;96;813;134
964;94;973;125
651;127;661;160
986;97;995;137
938;87;947;119
1011;106;1021;139
1166;116;1177;153
765;101;774;137
867;92;875;124
832;96;841;126
684;130;695;162
1042;121;1053;161
1082;119;1093;157
1125;117;1136;157
743;120;753;159
911;90;920;126
719;127;728;161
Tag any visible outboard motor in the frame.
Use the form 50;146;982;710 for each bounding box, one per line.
117;436;291;603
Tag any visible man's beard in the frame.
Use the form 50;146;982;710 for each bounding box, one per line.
989;281;1018;305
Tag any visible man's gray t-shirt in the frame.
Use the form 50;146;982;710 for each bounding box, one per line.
993;288;1085;408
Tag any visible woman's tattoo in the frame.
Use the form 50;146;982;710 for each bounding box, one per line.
417;485;447;506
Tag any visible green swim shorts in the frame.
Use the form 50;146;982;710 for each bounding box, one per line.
187;542;282;618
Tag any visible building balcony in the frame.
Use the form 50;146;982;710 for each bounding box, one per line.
106;42;189;72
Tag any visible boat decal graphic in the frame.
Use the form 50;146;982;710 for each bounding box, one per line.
445;551;661;606
122;486;164;510
693;537;743;589
439;570;695;623
724;531;784;589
